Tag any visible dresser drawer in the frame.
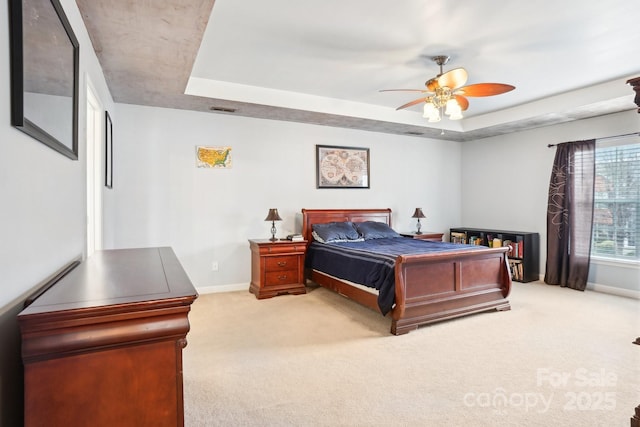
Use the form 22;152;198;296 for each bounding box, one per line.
265;255;298;272
265;269;298;286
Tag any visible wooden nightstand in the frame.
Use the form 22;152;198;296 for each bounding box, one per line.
400;231;444;242
248;239;307;299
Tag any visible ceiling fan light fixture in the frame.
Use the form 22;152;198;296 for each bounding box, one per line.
380;55;514;125
422;103;440;123
423;102;441;122
429;113;441;123
445;99;463;120
423;102;436;117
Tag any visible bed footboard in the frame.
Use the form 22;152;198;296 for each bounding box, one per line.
391;246;512;335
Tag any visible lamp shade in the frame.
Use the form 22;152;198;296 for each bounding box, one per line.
411;208;426;219
423;102;441;122
264;208;282;222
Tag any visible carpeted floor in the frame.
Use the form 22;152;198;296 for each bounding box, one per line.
183;281;640;426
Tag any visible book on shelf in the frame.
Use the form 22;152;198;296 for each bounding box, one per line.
450;232;466;244
508;259;523;281
469;235;482;245
503;240;519;258
501;238;525;259
286;234;304;241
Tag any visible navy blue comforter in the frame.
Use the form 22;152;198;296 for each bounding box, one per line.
305;237;482;315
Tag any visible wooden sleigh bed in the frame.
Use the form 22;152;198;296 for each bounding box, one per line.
301;208;512;335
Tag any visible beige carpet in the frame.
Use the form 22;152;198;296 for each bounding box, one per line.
183;281;640;426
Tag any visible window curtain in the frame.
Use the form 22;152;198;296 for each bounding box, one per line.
544;139;595;290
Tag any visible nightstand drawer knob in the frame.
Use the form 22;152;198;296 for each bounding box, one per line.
277;261;287;267
278;274;287;281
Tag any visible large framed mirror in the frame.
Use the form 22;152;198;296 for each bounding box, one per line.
9;0;79;160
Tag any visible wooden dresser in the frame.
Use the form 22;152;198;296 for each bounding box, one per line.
248;239;307;299
18;247;198;427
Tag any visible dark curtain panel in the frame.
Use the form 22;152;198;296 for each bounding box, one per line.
544;139;595;290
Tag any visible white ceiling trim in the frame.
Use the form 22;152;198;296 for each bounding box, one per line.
461;77;637;132
185;77;466;131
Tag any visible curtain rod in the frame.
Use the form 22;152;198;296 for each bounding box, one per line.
547;132;639;147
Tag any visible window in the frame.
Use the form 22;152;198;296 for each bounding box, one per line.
591;135;640;262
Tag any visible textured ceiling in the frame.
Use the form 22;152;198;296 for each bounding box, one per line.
76;0;640;142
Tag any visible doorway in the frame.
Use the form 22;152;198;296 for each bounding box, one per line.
86;80;104;257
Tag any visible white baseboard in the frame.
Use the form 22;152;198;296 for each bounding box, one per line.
197;280;640;300
537;274;640;299
586;282;640;299
196;283;248;295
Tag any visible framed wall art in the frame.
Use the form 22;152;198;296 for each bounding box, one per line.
316;145;370;189
105;111;113;188
196;146;232;168
9;0;80;160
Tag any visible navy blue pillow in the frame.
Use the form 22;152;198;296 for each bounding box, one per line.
355;221;401;239
312;221;361;243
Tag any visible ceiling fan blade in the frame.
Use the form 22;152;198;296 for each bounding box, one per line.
425;77;440;92
395;97;427;111
455;83;515;97
437;67;468;89
379;89;429;93
454;95;469;111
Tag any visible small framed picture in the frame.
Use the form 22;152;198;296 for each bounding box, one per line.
316;145;369;188
196;146;232;168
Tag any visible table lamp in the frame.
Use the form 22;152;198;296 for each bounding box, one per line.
412;208;426;234
264;208;282;241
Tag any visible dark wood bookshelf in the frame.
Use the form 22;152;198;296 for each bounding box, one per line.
450;227;540;283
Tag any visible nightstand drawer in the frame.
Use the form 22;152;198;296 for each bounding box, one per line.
265;255;298;271
265;269;298;286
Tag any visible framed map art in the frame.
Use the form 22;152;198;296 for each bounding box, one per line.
316;145;369;189
196;146;232;168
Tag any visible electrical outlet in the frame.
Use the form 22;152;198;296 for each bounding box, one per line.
212;261;219;271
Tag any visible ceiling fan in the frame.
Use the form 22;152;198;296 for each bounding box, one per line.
380;55;515;122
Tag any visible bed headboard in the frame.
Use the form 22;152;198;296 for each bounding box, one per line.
301;208;392;243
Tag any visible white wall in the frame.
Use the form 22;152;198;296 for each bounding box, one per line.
0;0;113;308
104;103;462;290
1;1;114;424
461;110;640;293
